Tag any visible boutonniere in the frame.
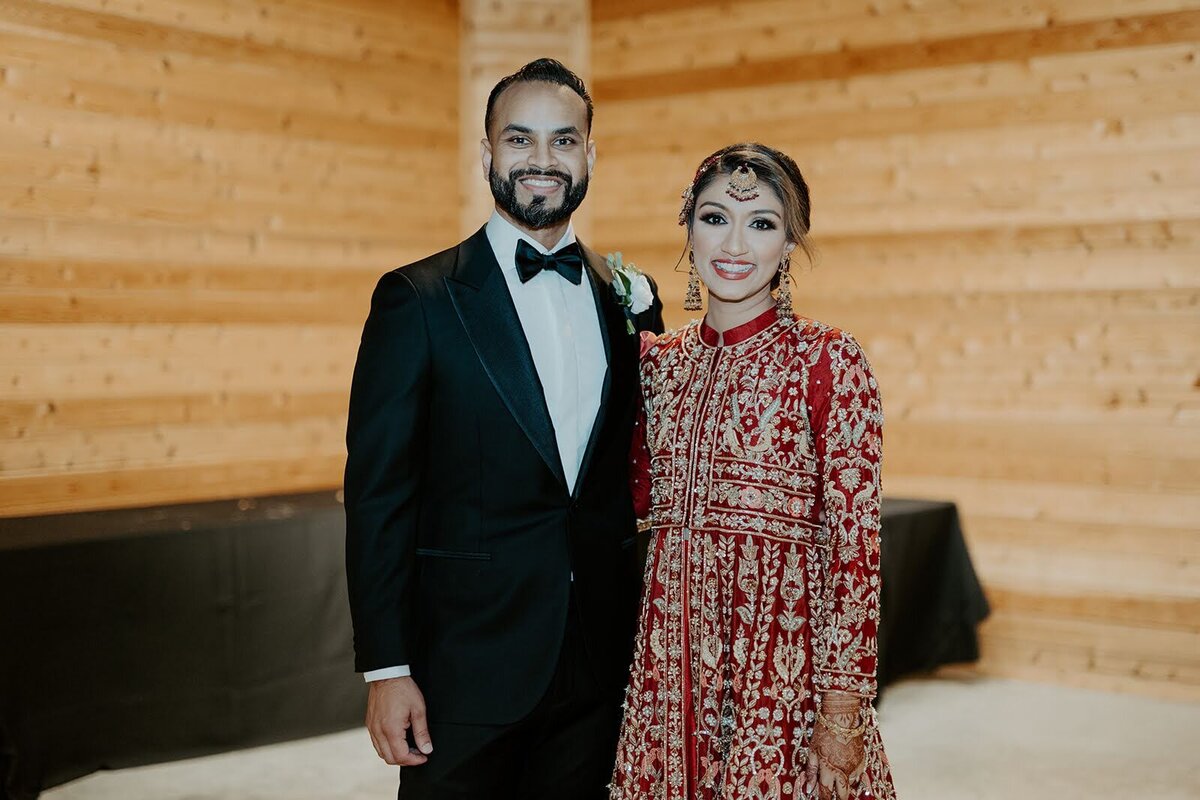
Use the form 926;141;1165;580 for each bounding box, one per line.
606;252;653;334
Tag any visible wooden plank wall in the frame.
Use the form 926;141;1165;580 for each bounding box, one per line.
590;0;1200;699
0;0;459;518
459;0;589;238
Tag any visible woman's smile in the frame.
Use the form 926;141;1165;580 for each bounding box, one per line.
711;258;756;280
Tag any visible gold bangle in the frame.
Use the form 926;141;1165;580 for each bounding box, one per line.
816;707;867;742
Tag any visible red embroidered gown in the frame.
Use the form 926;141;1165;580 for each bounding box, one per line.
610;308;897;800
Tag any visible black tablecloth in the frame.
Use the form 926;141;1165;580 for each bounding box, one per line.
0;494;987;799
0;493;363;800
875;499;990;691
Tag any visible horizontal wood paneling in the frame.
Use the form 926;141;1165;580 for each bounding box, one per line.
595;0;1200;77
595;9;1200;99
0;0;459;519
0;454;347;517
592;0;1200;698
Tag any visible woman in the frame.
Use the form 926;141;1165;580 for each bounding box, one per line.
610;143;897;800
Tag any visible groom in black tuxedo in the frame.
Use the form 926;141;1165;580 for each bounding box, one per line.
344;59;663;799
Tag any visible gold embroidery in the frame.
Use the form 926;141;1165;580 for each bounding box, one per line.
611;316;895;800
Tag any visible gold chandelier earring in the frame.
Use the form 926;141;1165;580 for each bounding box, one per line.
776;253;793;317
684;250;704;312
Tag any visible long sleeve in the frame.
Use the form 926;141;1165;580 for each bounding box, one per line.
811;332;884;699
344;270;430;674
629;331;659;521
630;405;652;520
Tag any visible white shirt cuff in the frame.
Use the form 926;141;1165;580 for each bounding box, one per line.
364;665;410;682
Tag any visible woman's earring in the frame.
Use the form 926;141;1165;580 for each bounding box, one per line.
776;253;793;317
684;250;703;312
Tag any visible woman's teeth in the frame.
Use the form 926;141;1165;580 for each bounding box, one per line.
713;260;754;276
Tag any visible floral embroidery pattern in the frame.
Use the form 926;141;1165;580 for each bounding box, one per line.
611;314;896;800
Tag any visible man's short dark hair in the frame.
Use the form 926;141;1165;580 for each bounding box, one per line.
484;58;593;138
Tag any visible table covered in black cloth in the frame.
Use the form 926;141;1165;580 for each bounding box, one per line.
874;499;990;690
0;494;987;799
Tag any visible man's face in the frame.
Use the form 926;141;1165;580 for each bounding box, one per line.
482;81;594;230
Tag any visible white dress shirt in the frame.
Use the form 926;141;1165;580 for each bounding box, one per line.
364;211;607;682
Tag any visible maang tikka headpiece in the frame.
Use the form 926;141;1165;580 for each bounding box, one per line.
726;163;760;202
678;157;762;226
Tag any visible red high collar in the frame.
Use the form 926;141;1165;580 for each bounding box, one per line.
699;306;780;347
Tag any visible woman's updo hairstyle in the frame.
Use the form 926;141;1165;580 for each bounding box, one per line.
679;142;816;274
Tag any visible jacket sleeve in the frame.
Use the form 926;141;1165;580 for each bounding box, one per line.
344;270;430;673
629;331;660;521
810;331;884;699
629;401;652;521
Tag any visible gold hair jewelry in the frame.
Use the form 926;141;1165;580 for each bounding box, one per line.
726;163;760;202
776;253;793;317
684;250;703;311
677;184;695;226
678;152;724;226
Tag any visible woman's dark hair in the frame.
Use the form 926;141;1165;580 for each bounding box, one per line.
682;143;816;281
485;58;593;137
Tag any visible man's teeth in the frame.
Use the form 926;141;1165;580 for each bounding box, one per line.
523;178;559;187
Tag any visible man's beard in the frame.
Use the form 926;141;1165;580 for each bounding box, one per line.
489;166;589;230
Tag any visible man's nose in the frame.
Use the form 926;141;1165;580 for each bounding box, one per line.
527;139;558;171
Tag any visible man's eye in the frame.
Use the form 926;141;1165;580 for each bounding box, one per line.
700;214;726;225
554;137;576;146
509;137;529;145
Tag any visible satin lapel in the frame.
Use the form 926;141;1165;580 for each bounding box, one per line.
573;245;633;498
446;228;567;490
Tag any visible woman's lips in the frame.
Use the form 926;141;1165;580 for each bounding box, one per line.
519;177;564;195
712;260;755;281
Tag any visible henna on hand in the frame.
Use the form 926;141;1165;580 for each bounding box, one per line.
811;693;868;785
812;720;865;778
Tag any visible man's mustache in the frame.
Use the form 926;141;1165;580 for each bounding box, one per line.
508;168;573;184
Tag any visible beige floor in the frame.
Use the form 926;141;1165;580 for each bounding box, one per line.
43;676;1200;800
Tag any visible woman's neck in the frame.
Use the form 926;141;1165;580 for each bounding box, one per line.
704;287;776;337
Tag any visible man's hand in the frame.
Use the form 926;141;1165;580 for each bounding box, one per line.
366;676;433;766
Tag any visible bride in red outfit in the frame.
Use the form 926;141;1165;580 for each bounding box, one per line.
610;143;897;800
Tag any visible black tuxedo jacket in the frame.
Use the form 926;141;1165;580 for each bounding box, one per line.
344;226;664;725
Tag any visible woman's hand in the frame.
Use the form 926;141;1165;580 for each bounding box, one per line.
804;693;868;800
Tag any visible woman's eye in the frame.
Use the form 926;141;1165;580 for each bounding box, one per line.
751;219;777;230
700;213;726;225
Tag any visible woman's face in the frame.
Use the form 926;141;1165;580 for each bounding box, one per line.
690;177;794;306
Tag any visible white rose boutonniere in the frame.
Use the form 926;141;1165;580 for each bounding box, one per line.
606;251;653;334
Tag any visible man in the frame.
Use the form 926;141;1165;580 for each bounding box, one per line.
344;58;664;799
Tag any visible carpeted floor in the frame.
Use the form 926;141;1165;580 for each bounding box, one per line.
43;676;1200;799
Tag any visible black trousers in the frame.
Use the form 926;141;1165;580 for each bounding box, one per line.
397;596;623;800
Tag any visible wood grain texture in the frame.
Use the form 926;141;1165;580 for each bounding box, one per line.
591;0;1200;698
0;0;459;518
595;10;1200;100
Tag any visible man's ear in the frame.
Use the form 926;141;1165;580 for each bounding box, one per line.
586;139;596;177
480;137;493;180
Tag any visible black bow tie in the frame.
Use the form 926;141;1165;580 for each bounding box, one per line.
514;239;584;285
